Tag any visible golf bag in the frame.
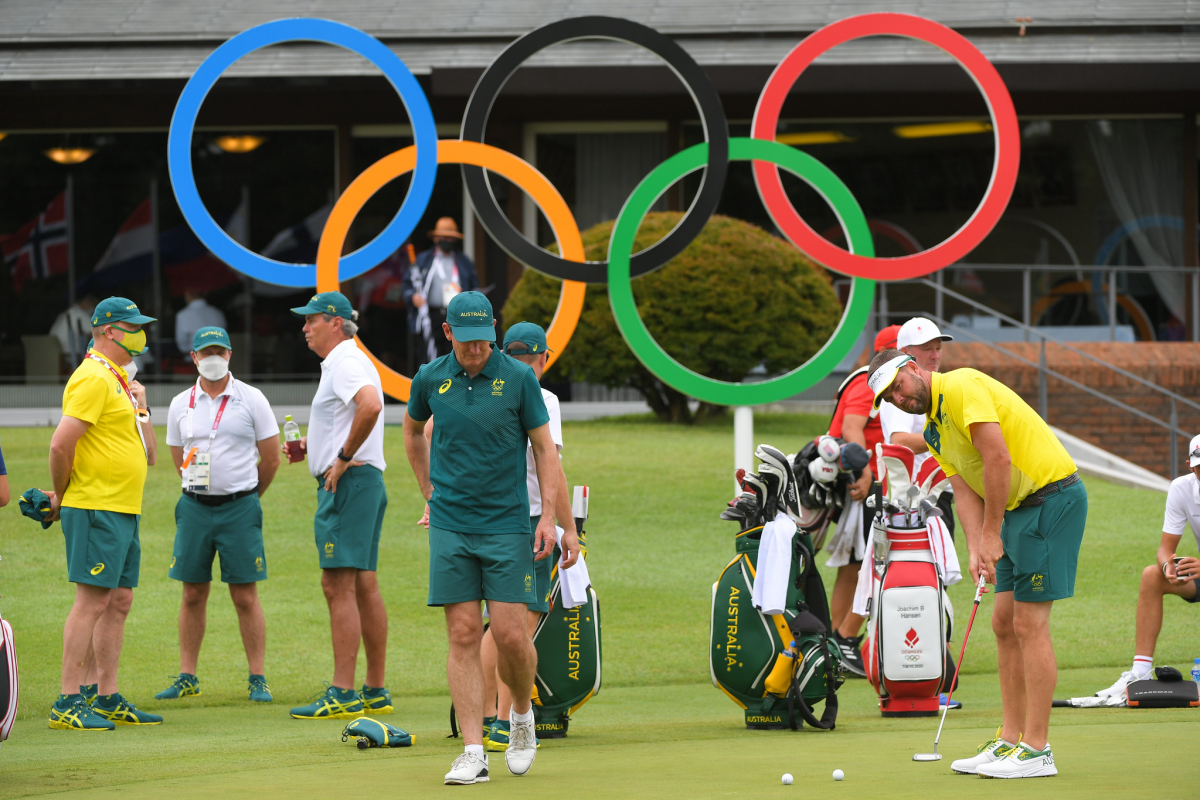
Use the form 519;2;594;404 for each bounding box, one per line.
711;444;845;730
1;614;16;742
531;486;600;738
861;444;961;717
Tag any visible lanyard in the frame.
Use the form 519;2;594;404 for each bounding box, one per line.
85;352;148;457
186;381;232;450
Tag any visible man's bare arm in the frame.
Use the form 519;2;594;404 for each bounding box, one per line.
528;423;561;561
970;421;1011;585
47;416;90;521
256;435;282;496
403;412;434;501
891;431;928;453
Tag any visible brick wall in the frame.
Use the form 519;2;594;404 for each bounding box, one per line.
937;342;1200;479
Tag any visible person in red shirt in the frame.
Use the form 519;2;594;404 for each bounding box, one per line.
825;325;899;676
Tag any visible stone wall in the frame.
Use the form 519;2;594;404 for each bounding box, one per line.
938;342;1200;479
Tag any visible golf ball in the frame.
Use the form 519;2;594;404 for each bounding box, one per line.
782;773;793;785
832;769;844;781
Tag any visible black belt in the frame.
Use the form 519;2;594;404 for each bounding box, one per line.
183;487;257;507
1017;472;1080;509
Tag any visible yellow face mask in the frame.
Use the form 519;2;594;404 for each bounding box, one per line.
110;325;148;357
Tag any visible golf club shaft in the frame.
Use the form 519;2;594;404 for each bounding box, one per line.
932;574;988;749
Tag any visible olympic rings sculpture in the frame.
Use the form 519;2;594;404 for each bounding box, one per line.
168;12;1019;404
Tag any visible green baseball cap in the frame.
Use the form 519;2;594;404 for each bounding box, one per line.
91;296;156;326
192;326;232;352
503;321;551;356
290;291;355;320
447;291;495;342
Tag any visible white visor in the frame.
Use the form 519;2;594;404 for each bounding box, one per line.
869;355;913;409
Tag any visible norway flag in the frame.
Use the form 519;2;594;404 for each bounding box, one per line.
2;192;68;293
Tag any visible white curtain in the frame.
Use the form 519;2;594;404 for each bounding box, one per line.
1087;119;1186;321
575;132;667;230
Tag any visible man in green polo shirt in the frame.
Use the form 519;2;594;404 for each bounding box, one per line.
404;292;580;785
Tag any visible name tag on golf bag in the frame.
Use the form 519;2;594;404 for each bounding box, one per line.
531;567;602;739
1;616;17;742
709;525;843;730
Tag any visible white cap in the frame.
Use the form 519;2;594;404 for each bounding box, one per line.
897;317;953;349
1189;433;1200;467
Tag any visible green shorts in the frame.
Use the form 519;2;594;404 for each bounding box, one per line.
61;507;140;589
997;480;1087;602
529;516;554;614
315;465;387;571
169;493;266;584
427;526;535;607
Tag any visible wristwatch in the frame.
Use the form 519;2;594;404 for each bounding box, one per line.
337;447;353;463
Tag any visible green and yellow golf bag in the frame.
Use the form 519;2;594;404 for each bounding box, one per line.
710;524;844;730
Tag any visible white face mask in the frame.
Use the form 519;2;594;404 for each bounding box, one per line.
197;355;230;382
124;360;138;382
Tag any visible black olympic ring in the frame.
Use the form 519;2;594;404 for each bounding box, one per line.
460;16;730;284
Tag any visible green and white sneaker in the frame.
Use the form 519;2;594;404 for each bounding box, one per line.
155;673;201;700
92;693;164;726
482;715;496;747
248;674;272;702
950;727;1017;774
359;685;393;715
290;685;363;720
49;695;114;731
486;719;542;752
977;741;1057;779
80;684;98;706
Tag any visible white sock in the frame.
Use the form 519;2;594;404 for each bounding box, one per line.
1131;655;1153;679
511;706;533;725
465;744;485;757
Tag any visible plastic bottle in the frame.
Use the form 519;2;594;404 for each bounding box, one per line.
764;640;799;696
1191;658;1200;683
283;415;305;463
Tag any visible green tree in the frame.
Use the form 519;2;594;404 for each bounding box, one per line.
502;212;843;423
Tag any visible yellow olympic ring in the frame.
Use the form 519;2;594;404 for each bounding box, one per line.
316;140;585;402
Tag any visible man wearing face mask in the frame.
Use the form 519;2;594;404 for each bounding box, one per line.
42;296;160;730
158;327;281;704
401;217;480;370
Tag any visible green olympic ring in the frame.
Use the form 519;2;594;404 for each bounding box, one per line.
607;137;876;406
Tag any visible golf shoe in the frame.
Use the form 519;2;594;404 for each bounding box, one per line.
505;716;538;775
92;693;163;725
977;741;1057;778
950;727;1016;774
445;752;489;785
49;695;114;731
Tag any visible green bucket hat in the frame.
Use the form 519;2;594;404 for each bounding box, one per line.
192;326;232;352
91;296;156;326
291;291;355;320
503;321;551;356
447;291;495;342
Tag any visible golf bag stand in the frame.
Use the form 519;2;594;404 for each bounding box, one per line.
861;445;955;717
531;486;601;738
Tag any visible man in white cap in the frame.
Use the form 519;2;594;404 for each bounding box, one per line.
878;316;956;534
1092;433;1200;703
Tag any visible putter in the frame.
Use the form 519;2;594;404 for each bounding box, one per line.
913;573;988;762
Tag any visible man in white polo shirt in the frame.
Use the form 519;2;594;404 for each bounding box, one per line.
159;326;280;703
1093;433;1200;703
287;292;392;720
877;316;956;535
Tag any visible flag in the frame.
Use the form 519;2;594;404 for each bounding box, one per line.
249;203;331;296
83;198;155;294
3;191;68;293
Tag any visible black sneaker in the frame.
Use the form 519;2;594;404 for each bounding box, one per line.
832;632;866;677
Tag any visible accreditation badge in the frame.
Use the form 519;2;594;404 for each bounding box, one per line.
185;450;211;492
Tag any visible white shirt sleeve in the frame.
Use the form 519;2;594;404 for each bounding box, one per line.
1163;480;1189;535
332;354;375;406
165;392;188;447
544;392;563;450
879;402;902;442
247;386;281;441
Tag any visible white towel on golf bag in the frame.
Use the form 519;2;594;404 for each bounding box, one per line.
927;515;962;587
752;512;797;615
554;525;591;609
824;493;865;568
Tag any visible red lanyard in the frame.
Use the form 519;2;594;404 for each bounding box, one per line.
85;352;148;455
187;382;231;446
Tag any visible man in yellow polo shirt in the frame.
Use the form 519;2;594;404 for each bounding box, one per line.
869;348;1086;780
42;297;162;730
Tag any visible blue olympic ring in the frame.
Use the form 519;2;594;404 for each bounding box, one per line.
167;18;438;286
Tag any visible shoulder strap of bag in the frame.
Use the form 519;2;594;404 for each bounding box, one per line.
786;636;838;730
828;366;871;431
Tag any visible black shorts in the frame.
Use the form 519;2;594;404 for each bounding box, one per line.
849;483;878;566
1184;578;1200;604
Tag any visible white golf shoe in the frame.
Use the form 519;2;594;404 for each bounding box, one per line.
977;741;1057;778
950;727;1017;775
505;716;538;776
444;752;489;785
1094;671;1133;706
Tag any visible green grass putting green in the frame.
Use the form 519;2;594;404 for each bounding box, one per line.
0;414;1196;796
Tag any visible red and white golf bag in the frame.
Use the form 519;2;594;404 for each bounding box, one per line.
860;444;962;717
0;613;17;742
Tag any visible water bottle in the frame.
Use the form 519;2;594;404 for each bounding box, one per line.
1191;658;1200;683
283;415;305;463
764;640;798;696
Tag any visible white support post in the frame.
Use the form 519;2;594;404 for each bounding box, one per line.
734;405;754;492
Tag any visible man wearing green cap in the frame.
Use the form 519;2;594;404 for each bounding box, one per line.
287;292;392;720
157;327;281;704
42;296;162;730
403;292;580;784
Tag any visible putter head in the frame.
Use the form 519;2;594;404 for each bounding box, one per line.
912;753;943;762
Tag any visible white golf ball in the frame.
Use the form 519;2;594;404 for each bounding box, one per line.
781;773;793;785
832;769;844;781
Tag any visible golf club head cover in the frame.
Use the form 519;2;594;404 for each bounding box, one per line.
342;717;414;748
1154;666;1183;682
757;444;802;521
838;442;870;474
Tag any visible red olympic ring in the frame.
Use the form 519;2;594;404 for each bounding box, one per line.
751;13;1019;281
